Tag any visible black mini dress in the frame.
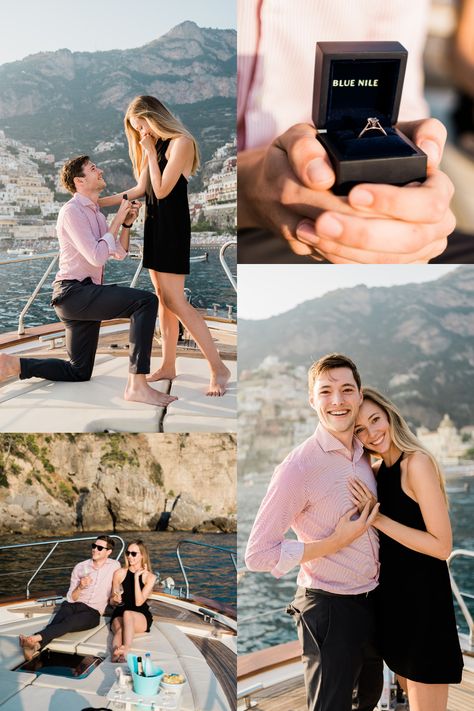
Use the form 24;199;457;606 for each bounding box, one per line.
142;138;191;275
375;454;463;683
109;569;153;632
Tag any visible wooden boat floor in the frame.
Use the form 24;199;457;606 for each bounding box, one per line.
243;669;474;711
190;635;236;711
0;318;237;360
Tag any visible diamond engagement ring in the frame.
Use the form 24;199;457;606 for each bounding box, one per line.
357;117;387;138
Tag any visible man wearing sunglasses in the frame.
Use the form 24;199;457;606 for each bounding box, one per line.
20;536;120;660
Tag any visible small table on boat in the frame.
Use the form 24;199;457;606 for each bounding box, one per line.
107;680;182;710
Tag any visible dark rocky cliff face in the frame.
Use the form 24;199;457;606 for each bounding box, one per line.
0;433;236;535
0;22;236;187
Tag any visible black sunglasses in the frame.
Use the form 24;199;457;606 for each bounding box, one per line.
91;544;110;552
126;550;139;557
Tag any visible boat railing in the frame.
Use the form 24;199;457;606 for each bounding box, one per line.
0;535;125;599
448;548;474;646
176;539;237;599
0;251;59;336
1;238;236;337
219;240;237;293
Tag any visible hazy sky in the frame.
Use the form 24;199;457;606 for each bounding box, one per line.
0;0;236;66
238;265;458;320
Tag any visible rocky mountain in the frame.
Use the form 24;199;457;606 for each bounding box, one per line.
239;266;474;428
0;433;236;536
0;22;236;189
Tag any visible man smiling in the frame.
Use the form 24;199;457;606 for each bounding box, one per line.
0;155;176;407
245;353;382;711
19;536;120;661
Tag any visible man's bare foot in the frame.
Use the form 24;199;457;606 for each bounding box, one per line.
22;641;41;661
124;383;178;407
146;366;176;383
207;365;231;397
0;353;21;382
19;634;40;648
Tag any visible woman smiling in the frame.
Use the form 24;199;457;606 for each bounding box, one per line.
350;387;463;711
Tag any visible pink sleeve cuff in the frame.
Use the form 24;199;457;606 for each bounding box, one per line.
271;539;304;578
101;232;116;253
102;232;127;260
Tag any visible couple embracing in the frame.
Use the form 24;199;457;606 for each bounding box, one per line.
0;95;230;399
246;353;463;711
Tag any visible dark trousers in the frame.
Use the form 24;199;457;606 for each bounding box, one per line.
288;587;383;711
19;278;158;381
36;600;100;649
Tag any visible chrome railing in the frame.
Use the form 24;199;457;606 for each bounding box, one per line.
1;238;236;337
448;548;474;647
0;251;59;336
176;539;237;599
219;240;237;293
0;535;125;599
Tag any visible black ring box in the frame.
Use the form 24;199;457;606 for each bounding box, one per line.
312;41;427;195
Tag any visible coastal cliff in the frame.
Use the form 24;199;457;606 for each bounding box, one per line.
0;433;236;536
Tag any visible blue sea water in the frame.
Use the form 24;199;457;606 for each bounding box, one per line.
238;472;474;654
0;530;236;608
0;244;236;334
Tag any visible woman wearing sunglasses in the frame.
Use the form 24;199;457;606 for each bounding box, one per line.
110;540;156;662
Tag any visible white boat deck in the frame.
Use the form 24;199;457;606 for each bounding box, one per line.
0;598;236;710
0;354;236;433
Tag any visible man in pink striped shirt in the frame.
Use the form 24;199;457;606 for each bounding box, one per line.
0;155;176;407
246;353;382;711
20;535;120;660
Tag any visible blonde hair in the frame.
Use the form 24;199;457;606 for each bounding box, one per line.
124;95;200;184
361;387;447;503
125;539;153;573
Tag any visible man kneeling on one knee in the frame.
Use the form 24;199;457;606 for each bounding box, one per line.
0;155;176;407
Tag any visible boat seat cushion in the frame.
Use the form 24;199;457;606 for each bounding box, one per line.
163;357;236;432
157;621;207;659
0;635;31;670
0;685;111;710
0;670;35;705
0;355;169;433
45;618;108;654
76;619;176;660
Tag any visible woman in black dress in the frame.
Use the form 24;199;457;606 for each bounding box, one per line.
110;539;156;662
101;95;230;396
350;387;463;711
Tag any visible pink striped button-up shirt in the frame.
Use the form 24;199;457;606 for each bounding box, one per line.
245;424;380;594
55;193;127;285
67;557;120;614
238;0;430;150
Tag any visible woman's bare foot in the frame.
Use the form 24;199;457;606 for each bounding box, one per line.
124;383;177;407
112;645;125;663
207;365;231;397
116;645;129;663
146;366;176;383
0;353;21;381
